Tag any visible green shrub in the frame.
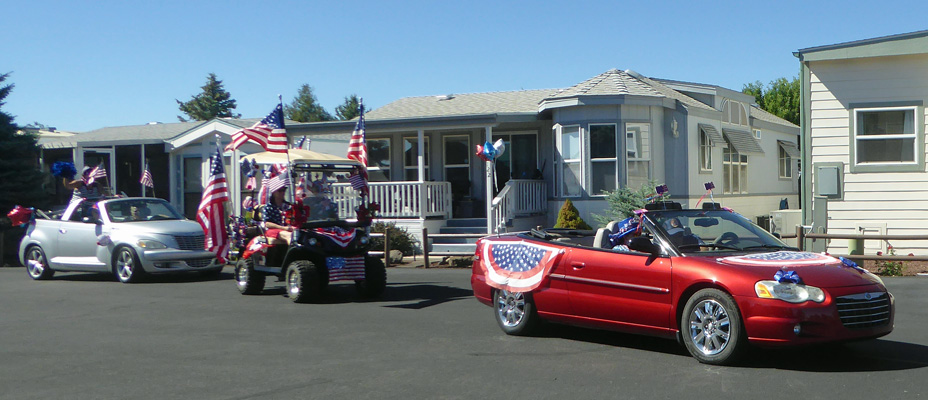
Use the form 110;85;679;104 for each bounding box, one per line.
593;180;658;227
554;199;592;230
369;222;417;256
876;261;904;276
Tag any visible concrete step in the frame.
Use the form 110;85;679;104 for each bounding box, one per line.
429;243;477;254
445;218;487;228
439;226;487;235
430;236;481;244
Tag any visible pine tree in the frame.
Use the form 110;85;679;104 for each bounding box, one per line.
335;94;363;120
0;72;49;213
554;199;592;230
176;73;241;122
284;84;334;122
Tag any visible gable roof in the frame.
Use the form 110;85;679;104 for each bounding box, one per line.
38;118;270;149
363;89;552;120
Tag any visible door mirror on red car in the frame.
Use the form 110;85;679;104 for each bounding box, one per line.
628;237;661;256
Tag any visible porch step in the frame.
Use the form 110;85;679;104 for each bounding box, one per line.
445;218;487;228
439;226;487;235
429;243;477;255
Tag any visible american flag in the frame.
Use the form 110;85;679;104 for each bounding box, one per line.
85;164;107;185
348;172;368;192
346;102;367;167
196;147;230;263
479;239;565;292
294;135;310;150
314;227;357;247
326;256;366;281
264;166;290;194
140;166;154;188
225;103;288;153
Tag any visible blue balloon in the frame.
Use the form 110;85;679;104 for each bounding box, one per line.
482;140;497;160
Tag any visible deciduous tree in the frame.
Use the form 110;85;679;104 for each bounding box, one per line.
742;77;799;125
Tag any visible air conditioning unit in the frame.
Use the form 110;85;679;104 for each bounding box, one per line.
769;209;803;247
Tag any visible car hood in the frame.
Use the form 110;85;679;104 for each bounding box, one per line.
707;251;883;288
110;220;204;236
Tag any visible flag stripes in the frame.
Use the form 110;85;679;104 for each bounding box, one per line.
196;147;230;263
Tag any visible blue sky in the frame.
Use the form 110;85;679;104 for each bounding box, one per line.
3;0;927;132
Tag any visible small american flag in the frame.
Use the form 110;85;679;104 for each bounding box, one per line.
348;172;368;192
140;166;154;188
85;165;107;185
346;101;367;167
196;147;230;263
264;166;290;194
225;103;288;153
326;256;366;281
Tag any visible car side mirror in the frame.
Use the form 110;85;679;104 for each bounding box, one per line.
628;237;661;256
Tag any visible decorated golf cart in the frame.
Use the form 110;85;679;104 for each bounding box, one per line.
231;149;385;303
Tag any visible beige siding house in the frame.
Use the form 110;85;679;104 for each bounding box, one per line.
797;30;928;254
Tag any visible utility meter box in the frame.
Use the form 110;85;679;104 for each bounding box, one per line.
769;209;803;247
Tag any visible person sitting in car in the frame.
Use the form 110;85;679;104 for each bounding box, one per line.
261;186;295;245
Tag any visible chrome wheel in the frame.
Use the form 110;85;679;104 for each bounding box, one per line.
687;299;731;356
114;248;142;283
287;268;301;298
26;246;51;279
235;265;249;289
496;290;526;328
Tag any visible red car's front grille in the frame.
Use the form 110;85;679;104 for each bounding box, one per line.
835;292;891;329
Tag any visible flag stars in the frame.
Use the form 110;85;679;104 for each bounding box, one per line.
491;244;547;272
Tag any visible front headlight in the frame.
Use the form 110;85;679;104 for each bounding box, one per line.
137;239;168;250
755;280;825;303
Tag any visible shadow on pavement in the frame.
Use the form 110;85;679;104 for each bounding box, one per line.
42;270;228;284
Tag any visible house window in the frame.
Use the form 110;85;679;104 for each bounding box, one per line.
367;138;391;182
556;125;582;197
626;123;651;189
589;124;617;195
721;100;748;126
699;128;712;171
778;145;792;178
854;107;916;164
403;136;429;181
753;128;762;139
722;138;748;194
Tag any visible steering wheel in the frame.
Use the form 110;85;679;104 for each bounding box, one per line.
713;231;740;247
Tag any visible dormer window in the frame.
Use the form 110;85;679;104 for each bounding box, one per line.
721;99;748;126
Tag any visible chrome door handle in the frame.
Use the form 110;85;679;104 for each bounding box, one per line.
571;261;585;269
59;228;67;234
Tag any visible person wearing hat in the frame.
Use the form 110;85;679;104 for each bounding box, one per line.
64;166;101;202
261;186;294;244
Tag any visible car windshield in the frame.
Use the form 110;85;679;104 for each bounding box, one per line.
104;199;183;222
647;210;791;253
292;165;363;223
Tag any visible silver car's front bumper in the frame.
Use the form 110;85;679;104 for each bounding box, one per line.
138;249;222;273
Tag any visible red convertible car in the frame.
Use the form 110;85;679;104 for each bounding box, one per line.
471;202;894;365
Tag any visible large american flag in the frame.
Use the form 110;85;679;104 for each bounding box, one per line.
346;102;367;167
85;164;107;185
196;147;230;263
225;103;288;153
479;239;565;292
140;166;154;188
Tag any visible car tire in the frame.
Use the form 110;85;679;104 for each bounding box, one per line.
25;245;54;280
234;258;265;295
355;257;387;299
113;246;145;284
681;288;746;365
286;260;323;303
494;289;539;336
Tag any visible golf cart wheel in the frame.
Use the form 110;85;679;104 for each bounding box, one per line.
355;257;387;299
234;258;265;295
286;260;324;303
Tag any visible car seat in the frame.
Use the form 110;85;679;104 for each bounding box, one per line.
593;228;612;249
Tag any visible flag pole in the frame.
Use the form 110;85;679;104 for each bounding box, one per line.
280;95;296;209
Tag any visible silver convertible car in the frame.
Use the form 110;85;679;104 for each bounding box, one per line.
19;197;223;283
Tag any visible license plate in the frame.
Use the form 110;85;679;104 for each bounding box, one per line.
325;257;346;270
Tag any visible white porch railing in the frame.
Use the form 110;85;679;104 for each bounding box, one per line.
331;181;452;219
490;179;546;233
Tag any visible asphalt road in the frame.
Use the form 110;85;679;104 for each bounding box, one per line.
0;266;926;400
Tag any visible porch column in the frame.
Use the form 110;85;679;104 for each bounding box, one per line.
417;129;426;219
485;126;493;234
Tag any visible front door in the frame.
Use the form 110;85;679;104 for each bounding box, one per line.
492;133;538;192
443;135;472;217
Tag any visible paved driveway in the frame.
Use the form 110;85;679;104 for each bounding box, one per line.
0;267;926;399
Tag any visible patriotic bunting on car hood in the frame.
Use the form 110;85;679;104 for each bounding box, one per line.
718;251;838;266
478;238;566;292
